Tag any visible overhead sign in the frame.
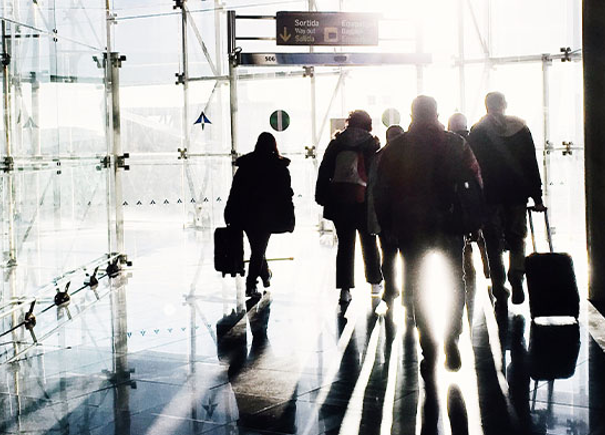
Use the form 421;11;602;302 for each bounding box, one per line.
276;11;379;46
239;52;431;66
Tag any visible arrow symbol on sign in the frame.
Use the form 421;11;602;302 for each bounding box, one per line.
279;27;291;42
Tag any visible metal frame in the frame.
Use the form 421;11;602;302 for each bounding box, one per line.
174;0;227;225
456;0;582;203
224;11;432;161
170;1;581;233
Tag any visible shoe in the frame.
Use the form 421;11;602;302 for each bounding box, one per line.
246;287;262;299
445;341;462;372
511;283;525;305
339;288;352;305
262;269;272;288
371;282;384;296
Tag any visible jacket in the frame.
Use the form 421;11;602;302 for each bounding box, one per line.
224;151;294;233
468;114;542;205
315;127;380;220
374;121;482;244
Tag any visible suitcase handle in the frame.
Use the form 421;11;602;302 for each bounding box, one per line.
527;207;553;253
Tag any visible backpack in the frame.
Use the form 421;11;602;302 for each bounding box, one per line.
331;149;367;203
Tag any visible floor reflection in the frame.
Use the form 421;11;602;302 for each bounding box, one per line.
0;227;603;435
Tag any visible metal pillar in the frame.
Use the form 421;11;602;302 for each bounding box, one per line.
309;0;318;148
2;20;16;268
103;51;127;259
541;55;552;201
31;74;40;156
583;0;605;303
2;19;12;159
227;11;238;174
2;16;19;360
180;0;190;153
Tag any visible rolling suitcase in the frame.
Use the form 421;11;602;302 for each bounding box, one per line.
214;226;245;277
525;208;579;319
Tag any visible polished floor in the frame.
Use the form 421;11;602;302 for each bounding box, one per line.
1;225;605;435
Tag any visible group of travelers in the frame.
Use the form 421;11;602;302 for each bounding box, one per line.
225;92;545;375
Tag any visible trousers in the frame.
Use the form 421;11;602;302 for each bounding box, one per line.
332;203;383;289
482;204;528;291
244;229;271;290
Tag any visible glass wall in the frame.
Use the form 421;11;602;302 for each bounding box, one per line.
1;1;109;361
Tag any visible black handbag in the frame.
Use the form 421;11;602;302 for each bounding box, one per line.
271;200;295;234
444;135;486;235
448;176;486;235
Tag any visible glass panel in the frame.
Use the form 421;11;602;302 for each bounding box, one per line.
1;1;110;361
114;13;181;86
11;166;109;287
490;0;581;57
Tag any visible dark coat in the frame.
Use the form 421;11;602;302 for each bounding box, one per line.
374;121;482;244
224;151;294;233
315;127;380;221
468;114;542;205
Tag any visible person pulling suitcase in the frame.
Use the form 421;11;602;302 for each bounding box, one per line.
224;132;295;299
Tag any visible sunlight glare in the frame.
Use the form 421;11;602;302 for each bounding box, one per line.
419;251;453;342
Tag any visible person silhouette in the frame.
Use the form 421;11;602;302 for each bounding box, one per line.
225;132;295;298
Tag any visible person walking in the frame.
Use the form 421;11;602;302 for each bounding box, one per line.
368;125;409;309
467;92;546;306
315;110;383;305
375;96;482;373
225;132;295;298
447;113;490;289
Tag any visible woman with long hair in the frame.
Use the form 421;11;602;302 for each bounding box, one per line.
225;132;295;298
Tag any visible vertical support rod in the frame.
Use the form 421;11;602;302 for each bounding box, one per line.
2;13;19;357
227;11;238;175
457;0;466;113
212;0;223;229
583;0;605;302
109;52;125;256
2;19;12;158
2;20;16;268
310;72;317;148
104;0;115;258
180;0;190;153
309;0;317;148
542;56;551;201
31;69;40;155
